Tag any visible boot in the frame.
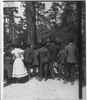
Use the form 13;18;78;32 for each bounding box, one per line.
71;74;74;85
71;81;74;85
64;79;67;84
57;71;61;81
57;77;61;81
16;78;19;84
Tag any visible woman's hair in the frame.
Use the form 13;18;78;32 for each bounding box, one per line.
15;44;20;48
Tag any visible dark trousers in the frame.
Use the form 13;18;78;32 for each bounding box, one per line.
65;63;75;82
24;61;32;79
58;63;65;79
49;62;55;79
33;65;39;77
40;62;48;79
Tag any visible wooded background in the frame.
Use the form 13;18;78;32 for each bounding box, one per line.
3;1;85;57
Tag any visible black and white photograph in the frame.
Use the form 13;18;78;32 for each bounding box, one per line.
1;0;86;99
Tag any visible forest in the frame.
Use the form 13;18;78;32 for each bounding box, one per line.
3;1;85;57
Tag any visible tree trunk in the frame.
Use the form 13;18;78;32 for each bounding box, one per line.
26;1;37;47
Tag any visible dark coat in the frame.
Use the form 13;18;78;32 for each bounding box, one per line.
4;57;13;78
57;49;66;64
39;46;50;63
24;48;34;63
65;43;78;63
48;43;61;61
33;50;39;65
4;47;14;78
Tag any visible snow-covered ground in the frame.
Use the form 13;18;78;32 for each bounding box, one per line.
82;86;86;100
3;78;83;100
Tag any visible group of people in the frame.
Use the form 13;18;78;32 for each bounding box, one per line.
4;37;78;85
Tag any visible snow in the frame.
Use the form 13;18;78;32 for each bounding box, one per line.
4;78;81;100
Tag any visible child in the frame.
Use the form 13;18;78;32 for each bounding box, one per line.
57;46;66;80
32;46;39;78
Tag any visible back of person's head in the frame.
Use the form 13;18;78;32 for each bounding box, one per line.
33;46;37;50
69;37;74;43
57;41;61;46
38;43;42;49
15;44;20;48
8;40;12;44
30;45;33;50
54;39;58;45
42;41;46;47
10;43;15;48
61;46;65;50
27;44;30;48
50;38;55;44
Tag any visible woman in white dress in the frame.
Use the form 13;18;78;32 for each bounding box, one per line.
11;44;28;83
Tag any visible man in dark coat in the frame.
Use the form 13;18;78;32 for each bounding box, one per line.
64;38;78;85
48;39;61;79
48;39;61;61
39;42;50;81
32;46;39;77
57;47;66;80
24;44;34;80
4;44;15;83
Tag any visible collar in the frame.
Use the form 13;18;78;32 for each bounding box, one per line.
69;43;73;45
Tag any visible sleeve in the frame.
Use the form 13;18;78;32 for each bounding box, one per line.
19;49;24;60
38;50;40;64
64;51;67;62
57;51;60;58
57;51;61;62
31;50;34;63
11;49;15;54
48;46;51;55
75;46;78;62
65;46;68;56
21;49;24;53
47;50;50;61
21;54;24;60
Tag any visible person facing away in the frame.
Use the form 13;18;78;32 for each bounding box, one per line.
64;37;78;85
4;44;15;83
11;44;28;83
48;39;61;79
24;44;34;80
57;46;66;81
39;41;50;81
48;39;61;62
32;46;39;77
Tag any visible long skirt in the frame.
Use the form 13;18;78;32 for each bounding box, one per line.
12;58;28;78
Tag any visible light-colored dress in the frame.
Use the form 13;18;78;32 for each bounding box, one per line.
11;48;28;78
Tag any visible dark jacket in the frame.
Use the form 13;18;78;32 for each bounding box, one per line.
65;43;78;63
33;50;39;65
48;43;61;61
57;49;66;64
24;47;34;63
5;47;14;64
39;46;50;63
4;47;14;78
